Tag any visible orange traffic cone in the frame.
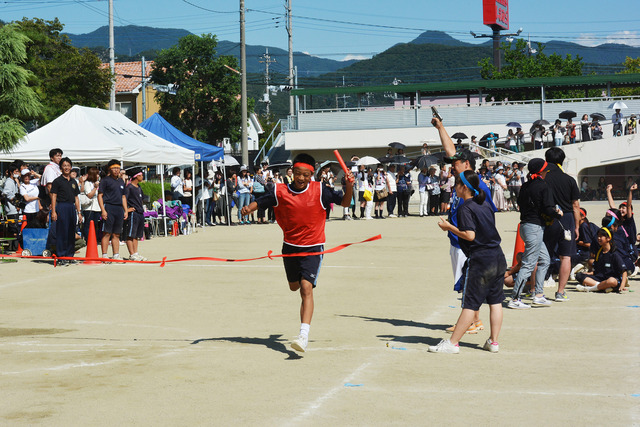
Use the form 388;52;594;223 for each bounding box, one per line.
512;223;525;267
84;220;100;265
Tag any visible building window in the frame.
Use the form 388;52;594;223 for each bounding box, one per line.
116;102;133;119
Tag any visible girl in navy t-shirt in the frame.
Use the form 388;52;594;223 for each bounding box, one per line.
577;227;628;292
432;171;506;354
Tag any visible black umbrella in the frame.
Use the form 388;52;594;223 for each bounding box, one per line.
389;155;412;165
319;160;346;176
378;156;392;164
388;141;406;150
590;112;606;121
533;119;550;126
451;132;468;140
414;155;439;169
559;110;577;120
506;122;522;128
267;162;292;171
431;151;448;162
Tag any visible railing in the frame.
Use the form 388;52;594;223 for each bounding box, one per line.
253;119;284;166
467;142;531;164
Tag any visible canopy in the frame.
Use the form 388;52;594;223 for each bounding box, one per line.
140;113;223;161
0;105;194;165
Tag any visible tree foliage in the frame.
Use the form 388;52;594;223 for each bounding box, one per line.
479;38;585;101
15;18;112;125
0;24;43;150
612;57;640;96
151;34;246;144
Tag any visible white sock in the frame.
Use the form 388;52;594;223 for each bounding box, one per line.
300;323;310;338
587;282;600;292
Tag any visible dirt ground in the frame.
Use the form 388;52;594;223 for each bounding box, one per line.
1;201;639;426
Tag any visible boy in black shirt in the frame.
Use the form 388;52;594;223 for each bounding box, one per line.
124;167;147;261
98;159;128;260
50;157;82;264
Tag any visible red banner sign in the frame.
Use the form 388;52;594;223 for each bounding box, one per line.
483;0;509;30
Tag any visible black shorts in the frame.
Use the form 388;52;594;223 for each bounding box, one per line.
124;211;144;240
282;244;323;287
575;272;622;288
358;191;365;202
544;212;576;257
102;204;124;235
461;250;506;311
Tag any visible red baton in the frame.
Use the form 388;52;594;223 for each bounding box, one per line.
333;149;354;183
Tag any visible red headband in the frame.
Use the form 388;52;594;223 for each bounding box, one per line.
530;161;547;180
293;162;315;172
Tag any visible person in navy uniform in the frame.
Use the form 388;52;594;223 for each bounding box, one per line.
98;159;128;260
434;171;506;354
124;167;147;262
576;227;628;292
50;157;82;265
241;153;354;353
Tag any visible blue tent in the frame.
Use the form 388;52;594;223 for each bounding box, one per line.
140;113;223;161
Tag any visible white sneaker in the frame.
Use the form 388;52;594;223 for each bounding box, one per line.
388;214;397;218
483;338;499;353
532;295;552;306
291;335;308;352
544;277;556;288
631;266;640;278
576;284;590;292
570;263;585;281
508;299;531;309
428;339;459;354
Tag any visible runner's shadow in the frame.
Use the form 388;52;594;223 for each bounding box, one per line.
377;334;478;349
191;334;302;360
338;314;450;332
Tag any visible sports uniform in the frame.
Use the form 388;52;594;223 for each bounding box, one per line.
256;181;343;286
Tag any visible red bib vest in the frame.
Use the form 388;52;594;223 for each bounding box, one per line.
274;181;327;247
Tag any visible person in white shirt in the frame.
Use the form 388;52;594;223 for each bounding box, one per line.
170;167;184;201
612;109;623;136
80;167;101;241
386;164;398;217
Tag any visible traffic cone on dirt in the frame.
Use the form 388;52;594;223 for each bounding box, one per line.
16;215;27;255
84;220;100;265
512;223;525;267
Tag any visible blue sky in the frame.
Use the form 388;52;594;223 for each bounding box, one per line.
2;0;640;60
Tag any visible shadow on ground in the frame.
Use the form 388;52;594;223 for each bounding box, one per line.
191;334;302;360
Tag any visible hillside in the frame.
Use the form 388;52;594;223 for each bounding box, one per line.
65;25;356;76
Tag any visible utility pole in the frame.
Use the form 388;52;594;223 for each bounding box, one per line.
141;56;147;121
259;48;275;118
471;27;521;72
286;0;294;117
240;0;248;166
108;0;115;110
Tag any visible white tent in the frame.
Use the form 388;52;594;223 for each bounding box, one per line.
0;105;194;165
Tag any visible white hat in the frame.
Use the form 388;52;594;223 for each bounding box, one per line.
240;165;248;171
21;169;31;176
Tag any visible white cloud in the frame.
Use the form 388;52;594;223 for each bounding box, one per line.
576;31;640;47
341;54;371;62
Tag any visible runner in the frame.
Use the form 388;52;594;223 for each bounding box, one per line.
241;153;354;353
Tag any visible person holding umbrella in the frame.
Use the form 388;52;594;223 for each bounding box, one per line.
612;108;624;136
580;114;591;142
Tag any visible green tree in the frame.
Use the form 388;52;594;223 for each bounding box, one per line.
479;39;585;100
0;24;42;150
16;18;112;124
151;34;246;144
612;57;640;96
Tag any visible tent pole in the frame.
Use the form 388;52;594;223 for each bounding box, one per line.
160;164;168;237
223;161;230;226
192;162;196;231
201;161;205;230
